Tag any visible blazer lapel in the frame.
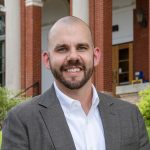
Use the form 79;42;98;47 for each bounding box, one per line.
98;93;121;150
38;85;76;150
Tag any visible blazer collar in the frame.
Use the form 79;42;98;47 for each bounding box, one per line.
38;86;121;150
38;85;76;150
98;92;121;150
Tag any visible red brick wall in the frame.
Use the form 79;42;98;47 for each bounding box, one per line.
21;2;41;96
25;6;41;96
21;0;26;90
134;0;149;81
89;0;112;92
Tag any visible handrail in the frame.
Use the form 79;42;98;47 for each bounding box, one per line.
12;82;39;99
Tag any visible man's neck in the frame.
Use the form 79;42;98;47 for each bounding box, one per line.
55;81;93;114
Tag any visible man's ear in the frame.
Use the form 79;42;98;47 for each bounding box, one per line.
42;51;50;69
93;47;101;67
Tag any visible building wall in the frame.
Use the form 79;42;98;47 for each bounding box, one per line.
25;5;42;96
20;0;43;96
134;0;149;82
14;0;150;96
89;0;112;92
20;0;26;91
112;6;135;45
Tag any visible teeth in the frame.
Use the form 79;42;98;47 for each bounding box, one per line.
67;68;80;72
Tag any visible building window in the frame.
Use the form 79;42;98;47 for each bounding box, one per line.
0;41;5;86
0;15;5;35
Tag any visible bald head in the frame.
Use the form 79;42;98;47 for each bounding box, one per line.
49;16;91;36
48;16;94;50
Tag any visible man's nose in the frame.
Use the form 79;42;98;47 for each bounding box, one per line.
67;49;79;60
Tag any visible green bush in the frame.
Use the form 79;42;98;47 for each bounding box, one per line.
0;87;26;130
138;86;150;127
138;86;150;140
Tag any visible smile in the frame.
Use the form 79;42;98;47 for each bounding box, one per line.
66;68;81;72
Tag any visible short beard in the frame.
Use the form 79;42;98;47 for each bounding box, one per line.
50;59;94;89
51;67;93;89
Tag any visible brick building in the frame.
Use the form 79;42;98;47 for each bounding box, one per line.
1;0;150;97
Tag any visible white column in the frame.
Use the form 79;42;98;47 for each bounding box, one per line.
5;0;20;90
72;0;89;24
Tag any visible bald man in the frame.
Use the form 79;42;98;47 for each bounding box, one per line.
2;16;150;150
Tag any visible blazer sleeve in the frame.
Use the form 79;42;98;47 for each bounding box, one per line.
136;106;150;150
1;109;29;150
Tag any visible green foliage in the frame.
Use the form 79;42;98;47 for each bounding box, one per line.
137;86;150;140
138;86;150;127
0;87;26;130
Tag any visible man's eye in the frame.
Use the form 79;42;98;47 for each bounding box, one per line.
56;47;67;52
78;46;87;51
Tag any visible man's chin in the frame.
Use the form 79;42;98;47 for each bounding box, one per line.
60;80;84;90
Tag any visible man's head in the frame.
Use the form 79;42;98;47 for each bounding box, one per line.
43;16;101;90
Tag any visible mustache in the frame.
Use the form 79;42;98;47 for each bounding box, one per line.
60;59;86;71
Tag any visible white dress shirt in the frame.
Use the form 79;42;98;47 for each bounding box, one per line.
54;82;106;150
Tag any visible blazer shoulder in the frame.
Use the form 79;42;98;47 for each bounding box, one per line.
98;92;138;110
9;87;53;115
7;95;41;116
6;87;54;121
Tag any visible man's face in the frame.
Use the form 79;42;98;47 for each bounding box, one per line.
44;23;100;90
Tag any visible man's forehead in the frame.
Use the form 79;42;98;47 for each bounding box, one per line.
49;28;92;44
48;16;94;49
49;16;90;37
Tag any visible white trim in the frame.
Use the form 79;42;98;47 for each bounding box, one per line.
116;82;150;95
113;37;133;45
26;0;43;7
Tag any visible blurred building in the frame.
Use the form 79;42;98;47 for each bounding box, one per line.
1;0;150;97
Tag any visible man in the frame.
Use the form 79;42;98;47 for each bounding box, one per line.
2;16;150;150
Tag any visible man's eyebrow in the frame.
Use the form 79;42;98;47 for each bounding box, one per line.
54;43;90;50
77;43;90;47
54;44;68;49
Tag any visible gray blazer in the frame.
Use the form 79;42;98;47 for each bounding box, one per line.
2;85;150;150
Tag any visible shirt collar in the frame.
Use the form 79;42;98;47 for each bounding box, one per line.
54;82;100;113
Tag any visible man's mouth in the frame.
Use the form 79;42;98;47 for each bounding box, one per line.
60;59;86;73
66;68;81;72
